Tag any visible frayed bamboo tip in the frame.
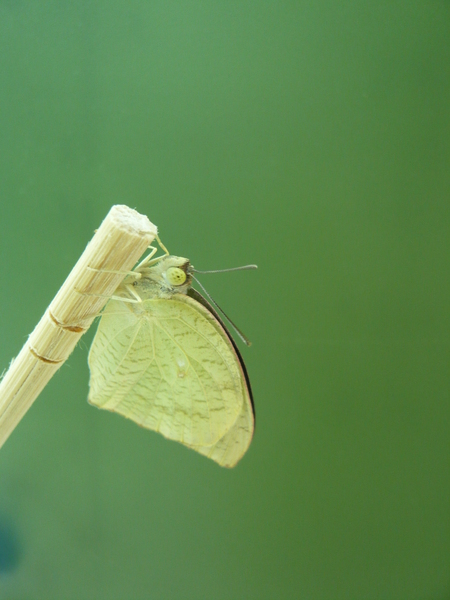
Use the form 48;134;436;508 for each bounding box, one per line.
0;205;157;449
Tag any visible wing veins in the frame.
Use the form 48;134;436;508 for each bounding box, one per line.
93;319;140;359
157;313;239;394
151;319;213;442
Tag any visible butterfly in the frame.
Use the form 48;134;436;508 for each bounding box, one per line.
88;238;255;467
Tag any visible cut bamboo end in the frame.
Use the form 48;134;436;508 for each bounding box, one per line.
0;204;157;449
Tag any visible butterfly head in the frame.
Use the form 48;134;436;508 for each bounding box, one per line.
162;255;193;292
134;255;193;299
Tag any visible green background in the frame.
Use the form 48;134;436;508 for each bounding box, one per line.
1;1;449;598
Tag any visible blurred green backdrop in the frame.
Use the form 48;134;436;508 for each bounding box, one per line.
1;1;450;599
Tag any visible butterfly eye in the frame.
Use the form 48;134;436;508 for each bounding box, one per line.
166;266;187;286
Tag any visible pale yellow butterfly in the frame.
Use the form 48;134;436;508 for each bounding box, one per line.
88;239;255;468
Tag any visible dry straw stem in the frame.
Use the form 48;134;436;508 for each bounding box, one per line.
0;204;157;449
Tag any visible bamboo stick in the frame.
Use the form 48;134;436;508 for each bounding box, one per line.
0;205;157;449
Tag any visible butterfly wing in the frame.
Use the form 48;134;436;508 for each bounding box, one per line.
88;294;244;448
190;386;253;467
186;289;254;467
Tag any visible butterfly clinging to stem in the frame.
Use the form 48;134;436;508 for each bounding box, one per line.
88;236;256;467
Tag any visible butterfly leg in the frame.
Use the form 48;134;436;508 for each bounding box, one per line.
119;283;142;303
156;235;170;255
86;266;141;279
134;236;171;271
73;288;140;304
135;245;161;270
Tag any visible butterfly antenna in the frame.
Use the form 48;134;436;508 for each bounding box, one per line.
192;275;253;346
193;264;257;274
